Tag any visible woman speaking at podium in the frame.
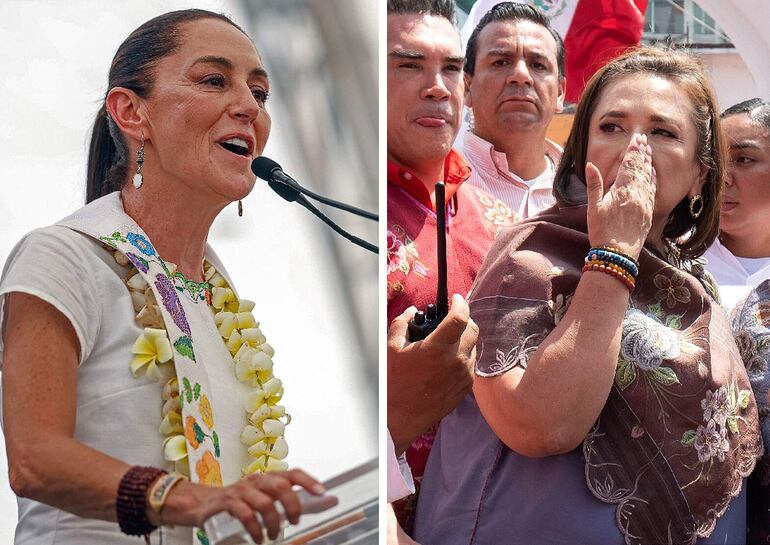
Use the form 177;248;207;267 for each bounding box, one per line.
0;9;324;545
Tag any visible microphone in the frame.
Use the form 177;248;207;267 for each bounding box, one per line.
252;157;378;221
251;156;378;254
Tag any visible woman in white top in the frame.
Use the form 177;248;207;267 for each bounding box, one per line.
704;98;770;310
0;9;323;545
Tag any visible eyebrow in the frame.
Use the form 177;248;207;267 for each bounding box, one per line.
599;110;682;127
388;49;464;64
730;141;762;151
485;48;551;63
191;55;269;80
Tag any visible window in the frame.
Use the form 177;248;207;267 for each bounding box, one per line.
644;0;731;46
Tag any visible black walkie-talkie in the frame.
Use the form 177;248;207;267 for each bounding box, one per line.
407;182;449;341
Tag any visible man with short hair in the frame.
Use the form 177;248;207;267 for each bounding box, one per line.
386;0;513;542
461;2;566;219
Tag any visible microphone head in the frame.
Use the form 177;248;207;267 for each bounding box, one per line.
251;156;282;181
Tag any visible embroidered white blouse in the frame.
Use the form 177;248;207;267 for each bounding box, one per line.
0;193;246;544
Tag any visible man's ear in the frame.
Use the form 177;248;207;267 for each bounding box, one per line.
555;76;566;114
105;87;147;142
464;72;473;109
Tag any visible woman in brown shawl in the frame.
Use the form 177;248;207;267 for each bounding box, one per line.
413;48;762;545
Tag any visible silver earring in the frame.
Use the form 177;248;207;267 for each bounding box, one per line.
132;133;145;189
238;200;243;217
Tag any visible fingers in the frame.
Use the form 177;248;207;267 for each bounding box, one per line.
281;468;325;496
585;161;604;211
387;306;417;349
616;133;652;189
426;294;470;346
458;316;480;361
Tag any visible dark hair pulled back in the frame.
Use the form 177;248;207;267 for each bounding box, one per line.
86;9;247;203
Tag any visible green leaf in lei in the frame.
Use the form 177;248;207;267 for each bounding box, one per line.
615;357;637;390
681;429;696;446
650;366;680;386
173;336;196;362
212;430;221;458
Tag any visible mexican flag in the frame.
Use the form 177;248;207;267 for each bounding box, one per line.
460;0;648;103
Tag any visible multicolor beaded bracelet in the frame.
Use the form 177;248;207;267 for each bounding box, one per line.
585;247;639;277
582;260;636;292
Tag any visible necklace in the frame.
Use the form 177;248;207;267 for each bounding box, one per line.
115;247;290;478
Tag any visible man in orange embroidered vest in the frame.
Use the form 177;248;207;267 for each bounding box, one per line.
386;1;513;541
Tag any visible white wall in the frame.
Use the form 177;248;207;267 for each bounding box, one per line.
695;50;759;110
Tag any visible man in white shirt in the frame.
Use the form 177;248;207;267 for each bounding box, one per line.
704;98;770;310
460;2;565;219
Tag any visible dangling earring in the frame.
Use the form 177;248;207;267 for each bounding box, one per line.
132;133;145;189
238;200;243;217
689;194;703;218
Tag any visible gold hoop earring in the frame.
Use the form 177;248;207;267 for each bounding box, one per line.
689;194;703;219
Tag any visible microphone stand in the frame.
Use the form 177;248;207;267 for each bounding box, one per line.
266;180;378;255
287;181;378;221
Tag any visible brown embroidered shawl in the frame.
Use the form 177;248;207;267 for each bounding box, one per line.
470;203;762;545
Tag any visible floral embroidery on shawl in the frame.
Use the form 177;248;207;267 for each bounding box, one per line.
469;205;762;545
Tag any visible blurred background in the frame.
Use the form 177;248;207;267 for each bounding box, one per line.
455;0;770;145
0;0;377;541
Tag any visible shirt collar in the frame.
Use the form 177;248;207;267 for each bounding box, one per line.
463;131;561;191
387;149;472;211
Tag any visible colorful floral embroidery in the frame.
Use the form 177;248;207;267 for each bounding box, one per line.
680;383;751;475
387;224;428;279
127;232;156;257
155;273;192;336
196;450;223;487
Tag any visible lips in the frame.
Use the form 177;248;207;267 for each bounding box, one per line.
415;117;448;128
721;200;738;212
500;96;536;108
216;133;255;158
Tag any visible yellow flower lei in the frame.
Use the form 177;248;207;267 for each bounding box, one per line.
115;250;290;477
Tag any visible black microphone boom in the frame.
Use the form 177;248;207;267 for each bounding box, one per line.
252;157;378;221
252;156;378;255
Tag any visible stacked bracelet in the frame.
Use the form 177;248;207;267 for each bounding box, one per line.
586;246;639;277
583;246;639;292
116;466;167;539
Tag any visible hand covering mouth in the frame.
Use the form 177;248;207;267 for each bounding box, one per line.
218;136;253;157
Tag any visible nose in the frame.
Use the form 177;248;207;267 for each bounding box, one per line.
506;59;533;87
421;72;451;101
229;83;260;122
724;166;735;187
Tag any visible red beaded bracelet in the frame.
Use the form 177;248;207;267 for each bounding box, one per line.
116;466;167;541
582;260;636;291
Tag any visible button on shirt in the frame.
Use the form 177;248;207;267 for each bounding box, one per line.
460;131;561;219
703;238;770;311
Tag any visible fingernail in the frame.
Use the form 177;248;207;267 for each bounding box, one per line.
642;133;648;144
452;293;462;304
312;484;326;495
646;145;652;155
